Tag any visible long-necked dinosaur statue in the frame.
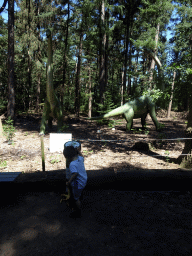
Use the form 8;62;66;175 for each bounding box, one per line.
39;29;63;136
90;94;162;131
40;29;63;171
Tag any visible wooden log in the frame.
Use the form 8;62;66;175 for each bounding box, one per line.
12;168;192;192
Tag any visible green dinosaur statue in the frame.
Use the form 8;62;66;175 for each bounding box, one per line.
90;95;162;131
39;29;63;135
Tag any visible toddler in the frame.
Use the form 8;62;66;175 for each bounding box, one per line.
63;144;87;218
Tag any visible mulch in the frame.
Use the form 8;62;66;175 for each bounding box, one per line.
1;187;192;256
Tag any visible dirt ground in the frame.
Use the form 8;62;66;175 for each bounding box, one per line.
1;189;192;256
0;110;188;173
1;110;192;256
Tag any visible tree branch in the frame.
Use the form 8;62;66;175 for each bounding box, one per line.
0;0;8;14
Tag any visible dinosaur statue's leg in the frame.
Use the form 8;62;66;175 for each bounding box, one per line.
131;120;133;130
149;104;161;131
141;113;148;129
123;108;134;131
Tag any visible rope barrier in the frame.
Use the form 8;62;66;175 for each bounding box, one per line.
74;138;192;142
71;138;192;159
128;154;191;158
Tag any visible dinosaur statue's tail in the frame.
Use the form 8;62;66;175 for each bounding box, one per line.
90;104;129;120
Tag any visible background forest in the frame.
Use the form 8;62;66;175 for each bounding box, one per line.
0;0;192;120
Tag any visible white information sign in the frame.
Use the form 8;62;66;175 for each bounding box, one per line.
49;133;72;152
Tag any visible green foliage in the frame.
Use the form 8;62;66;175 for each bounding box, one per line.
143;89;163;102
82;150;93;156
131;128;143;134
61;124;70;132
0;0;191;120
50;155;60;164
97;91;116;115
144;129;150;135
3;117;16;142
0;159;7;168
107;120;117;128
157;132;166;140
96;91;117;126
0;99;7;114
164;150;170;164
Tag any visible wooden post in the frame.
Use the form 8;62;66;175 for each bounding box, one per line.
41;136;45;172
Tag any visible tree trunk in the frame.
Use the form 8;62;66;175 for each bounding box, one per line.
99;0;106;105
167;71;176;118
127;40;133;96
35;74;41;113
62;0;70;109
177;80;192;164
123;23;129;104
46;30;55;114
7;0;15;120
35;0;41;113
75;31;83;117
27;49;31;110
121;67;124;106
88;66;92;118
105;5;109;91
26;0;31;110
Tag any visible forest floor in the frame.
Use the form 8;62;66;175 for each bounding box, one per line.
0;109;189;173
1;110;192;256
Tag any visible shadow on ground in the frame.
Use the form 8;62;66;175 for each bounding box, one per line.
1;161;192;256
1;189;192;256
